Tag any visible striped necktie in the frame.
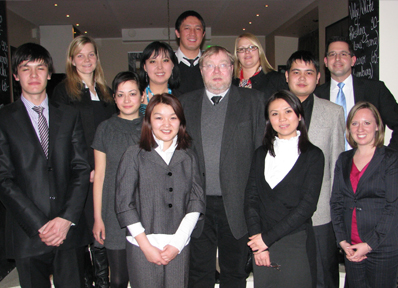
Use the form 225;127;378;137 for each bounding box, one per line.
32;106;49;158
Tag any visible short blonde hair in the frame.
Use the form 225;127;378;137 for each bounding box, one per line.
346;101;384;148
199;46;234;67
234;33;275;78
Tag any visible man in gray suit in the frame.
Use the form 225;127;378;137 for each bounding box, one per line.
286;50;345;288
179;46;265;288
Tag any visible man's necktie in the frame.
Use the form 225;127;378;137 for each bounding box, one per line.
32;106;49;158
336;82;349;150
336;82;347;118
211;96;222;105
183;57;199;67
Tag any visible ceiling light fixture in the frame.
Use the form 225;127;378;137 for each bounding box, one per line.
265;5;269;7
66;14;70;17
54;4;58;7
76;24;79;26
85;31;88;34
249;22;252;24
256;14;260;17
243;28;246;31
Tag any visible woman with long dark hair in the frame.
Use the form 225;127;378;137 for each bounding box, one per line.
245;90;324;287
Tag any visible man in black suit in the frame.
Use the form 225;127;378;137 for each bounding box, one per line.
315;36;398;150
174;10;205;95
179;46;265;288
0;43;90;287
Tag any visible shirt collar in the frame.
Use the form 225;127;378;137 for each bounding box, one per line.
331;74;352;90
176;47;201;66
153;133;178;153
205;88;229;103
21;94;49;110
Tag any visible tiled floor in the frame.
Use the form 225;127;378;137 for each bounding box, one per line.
0;267;346;288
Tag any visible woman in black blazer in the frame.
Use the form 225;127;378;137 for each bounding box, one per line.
52;35;115;288
232;33;288;94
331;102;398;288
245;90;324;288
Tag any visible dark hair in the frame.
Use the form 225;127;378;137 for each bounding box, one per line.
139;41;180;90
346;101;384;148
112;71;143;96
286;50;319;74
140;93;191;151
12;43;54;76
326;36;355;57
175;10;206;33
263;90;310;156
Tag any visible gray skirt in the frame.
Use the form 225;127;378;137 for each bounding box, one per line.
253;230;311;288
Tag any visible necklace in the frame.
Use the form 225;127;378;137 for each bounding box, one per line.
146;85;172;103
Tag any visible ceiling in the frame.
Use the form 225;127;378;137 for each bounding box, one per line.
6;0;319;39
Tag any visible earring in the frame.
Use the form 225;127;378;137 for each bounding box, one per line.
146;72;148;83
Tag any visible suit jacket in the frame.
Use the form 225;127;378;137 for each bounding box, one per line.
115;145;205;235
308;95;345;226
52;82;116;168
330;146;398;252
245;143;324;246
315;76;398;150
179;85;266;239
0;99;91;259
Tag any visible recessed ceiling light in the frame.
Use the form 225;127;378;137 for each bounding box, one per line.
66;14;70;17
249;22;252;24
243;28;246;31
256;14;260;17
265;4;269;7
85;31;88;34
76;24;79;26
54;4;58;7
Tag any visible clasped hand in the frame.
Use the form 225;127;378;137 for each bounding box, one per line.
340;240;371;262
38;217;72;247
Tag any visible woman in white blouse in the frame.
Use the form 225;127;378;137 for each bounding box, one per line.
115;93;205;288
245;90;324;288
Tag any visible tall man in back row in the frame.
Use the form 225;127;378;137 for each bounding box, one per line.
315;36;398;150
174;10;206;95
0;43;90;288
179;46;265;288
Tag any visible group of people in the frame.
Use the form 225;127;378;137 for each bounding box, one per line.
1;9;398;288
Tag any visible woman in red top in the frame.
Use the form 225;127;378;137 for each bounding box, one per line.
331;101;398;288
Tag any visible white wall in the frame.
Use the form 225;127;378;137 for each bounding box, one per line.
40;25;74;74
274;36;298;69
380;0;398;143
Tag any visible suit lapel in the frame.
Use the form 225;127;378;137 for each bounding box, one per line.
356;147;384;192
220;86;243;165
308;95;325;137
186;91;205;165
48;101;62;160
352;76;366;103
342;150;355;194
11;99;46;158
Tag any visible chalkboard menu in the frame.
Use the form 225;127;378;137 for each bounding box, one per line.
349;0;379;80
0;1;9;105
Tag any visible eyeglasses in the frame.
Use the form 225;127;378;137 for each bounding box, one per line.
236;45;259;53
326;51;352;58
201;63;232;72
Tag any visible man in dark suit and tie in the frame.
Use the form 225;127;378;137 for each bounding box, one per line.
0;43;90;287
179;46;265;288
315;36;398;150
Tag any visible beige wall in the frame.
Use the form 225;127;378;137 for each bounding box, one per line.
7;9;39;48
318;0;348;83
380;0;398;142
274;36;298;69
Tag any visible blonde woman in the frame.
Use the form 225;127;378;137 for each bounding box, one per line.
232;33;287;94
53;35;115;288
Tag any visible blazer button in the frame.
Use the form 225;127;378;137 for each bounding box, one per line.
357;207;362;211
48;167;53;171
168;172;172;176
168;204;173;208
202;173;205;177
169;188;173;192
49;196;56;200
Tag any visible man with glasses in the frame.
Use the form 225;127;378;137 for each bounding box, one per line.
179;46;265;288
315;36;398;150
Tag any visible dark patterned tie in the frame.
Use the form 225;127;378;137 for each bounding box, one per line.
211;96;222;105
32;106;49;158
